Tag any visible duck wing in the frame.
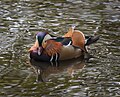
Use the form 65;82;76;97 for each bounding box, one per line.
48;37;72;46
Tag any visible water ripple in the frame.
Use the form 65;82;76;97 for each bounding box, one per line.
0;0;120;97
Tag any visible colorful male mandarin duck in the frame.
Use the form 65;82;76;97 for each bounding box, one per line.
29;26;99;62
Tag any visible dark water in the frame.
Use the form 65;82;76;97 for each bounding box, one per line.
0;0;120;96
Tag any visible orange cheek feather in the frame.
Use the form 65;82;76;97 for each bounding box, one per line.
29;40;39;52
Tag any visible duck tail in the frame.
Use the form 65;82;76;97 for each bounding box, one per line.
85;35;100;46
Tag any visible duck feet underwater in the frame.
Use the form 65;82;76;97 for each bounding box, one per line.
29;26;100;62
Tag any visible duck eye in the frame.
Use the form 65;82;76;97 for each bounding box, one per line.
44;40;48;44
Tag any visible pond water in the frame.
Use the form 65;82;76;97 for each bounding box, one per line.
0;0;120;96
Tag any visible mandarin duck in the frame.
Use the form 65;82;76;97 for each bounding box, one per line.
29;26;99;62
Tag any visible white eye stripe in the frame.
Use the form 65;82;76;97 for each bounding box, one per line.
42;34;52;43
42;34;52;46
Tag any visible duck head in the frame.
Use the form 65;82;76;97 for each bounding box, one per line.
29;32;52;55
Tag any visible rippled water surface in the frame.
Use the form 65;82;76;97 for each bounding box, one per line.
0;0;120;97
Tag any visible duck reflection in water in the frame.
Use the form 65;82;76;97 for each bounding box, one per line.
29;56;90;82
